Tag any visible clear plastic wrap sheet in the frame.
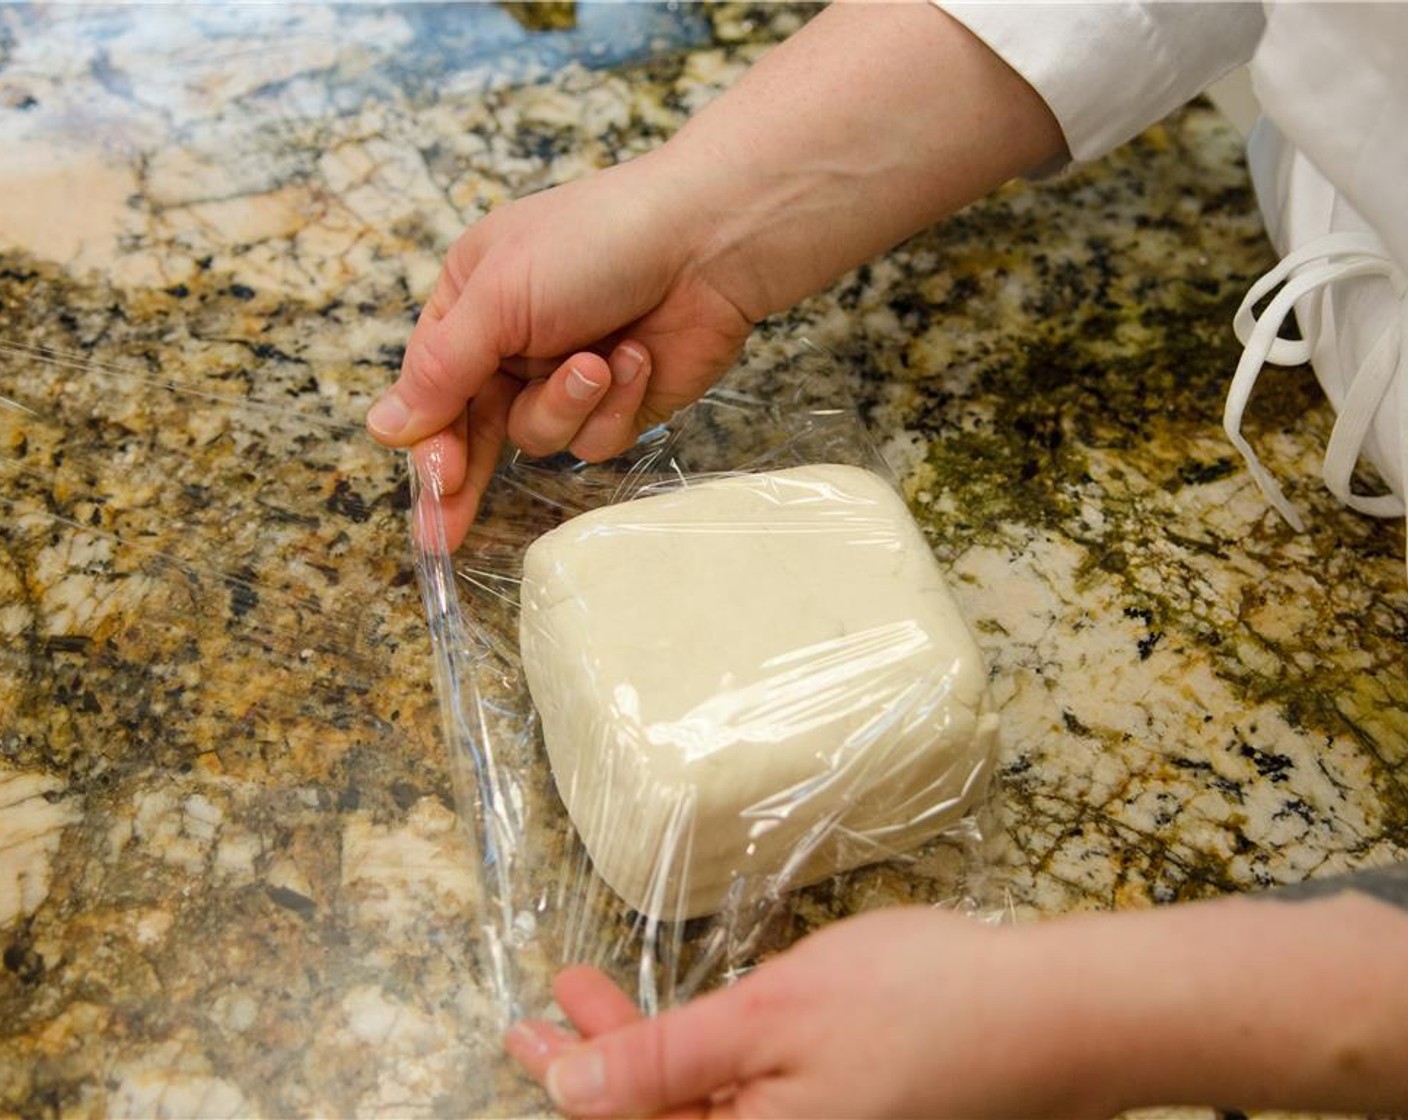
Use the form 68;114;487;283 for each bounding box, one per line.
413;349;1004;1024
0;334;500;1113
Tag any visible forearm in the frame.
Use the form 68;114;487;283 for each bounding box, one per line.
648;0;1066;320
1032;869;1408;1113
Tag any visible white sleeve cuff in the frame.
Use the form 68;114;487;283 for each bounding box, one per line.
939;2;1265;163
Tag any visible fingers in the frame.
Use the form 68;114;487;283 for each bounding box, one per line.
542;981;763;1118
417;227;490;330
505;352;611;458
569;342;651;461
504;968;642;1100
552;965;644;1036
508;1020;719;1120
410;372;517;552
506;342;651;461
410;414;468;502
504;1020;579;1084
409;409;468;552
368;267;508;447
416;251;469;329
403;335;647;550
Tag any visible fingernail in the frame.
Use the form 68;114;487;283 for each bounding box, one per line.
546;1047;606;1112
565;364;605;402
612;343;646;386
367;390;411;437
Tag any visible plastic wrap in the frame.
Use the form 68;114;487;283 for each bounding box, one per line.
412;350;1001;1024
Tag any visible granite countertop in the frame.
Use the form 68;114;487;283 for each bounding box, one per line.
2;4;1405;1117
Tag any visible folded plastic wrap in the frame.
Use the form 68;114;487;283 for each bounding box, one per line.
411;353;1001;1023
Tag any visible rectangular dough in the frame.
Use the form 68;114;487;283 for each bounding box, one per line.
520;464;998;918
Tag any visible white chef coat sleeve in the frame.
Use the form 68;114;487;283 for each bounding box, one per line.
938;2;1266;163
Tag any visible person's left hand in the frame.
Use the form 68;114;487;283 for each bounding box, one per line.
366;148;756;549
505;905;1109;1119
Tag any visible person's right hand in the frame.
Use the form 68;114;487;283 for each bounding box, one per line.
366;150;754;548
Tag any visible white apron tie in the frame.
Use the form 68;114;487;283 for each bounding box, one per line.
1225;232;1408;556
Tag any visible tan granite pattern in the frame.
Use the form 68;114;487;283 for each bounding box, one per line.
1;3;1404;1117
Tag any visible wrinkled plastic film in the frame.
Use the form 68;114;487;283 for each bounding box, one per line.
0;339;389;684
413;348;1001;1024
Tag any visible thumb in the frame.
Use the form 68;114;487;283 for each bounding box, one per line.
367;280;511;447
544;983;765;1118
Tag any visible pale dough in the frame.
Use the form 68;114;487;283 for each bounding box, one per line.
520;464;998;918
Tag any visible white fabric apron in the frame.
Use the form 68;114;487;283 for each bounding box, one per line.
941;2;1408;557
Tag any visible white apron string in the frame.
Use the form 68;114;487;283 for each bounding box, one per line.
1225;232;1408;552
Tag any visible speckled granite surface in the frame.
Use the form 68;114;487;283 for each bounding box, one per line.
1;3;1404;1117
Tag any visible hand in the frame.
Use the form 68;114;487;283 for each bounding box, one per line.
505;906;1108;1119
367;151;753;547
508;892;1408;1118
368;4;1065;548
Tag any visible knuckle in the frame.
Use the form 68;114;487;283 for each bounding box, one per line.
405;334;457;398
510;388;584;459
619;1021;673;1107
567;438;602;463
507;416;557;460
422;284;452;322
446;227;482;280
569;425;628;464
570;403;640;463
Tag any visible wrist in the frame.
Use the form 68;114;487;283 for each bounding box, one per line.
633;3;1067;321
634;125;805;322
992;919;1138;1117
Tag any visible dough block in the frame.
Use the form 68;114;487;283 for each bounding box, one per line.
520;464;998;918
